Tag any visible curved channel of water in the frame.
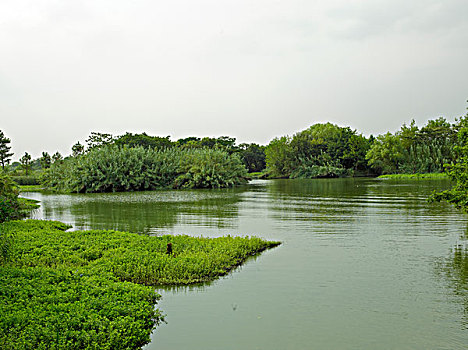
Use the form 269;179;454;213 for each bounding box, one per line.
24;178;468;349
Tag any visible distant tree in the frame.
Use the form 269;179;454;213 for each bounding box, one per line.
176;137;201;146
115;133;173;150
72;142;85;157
365;133;404;174
85;132;114;151
0;130;13;171
19;152;32;175
431;107;468;211
52;152;63;164
265;136;293;177
40;152;52;169
239;143;266;173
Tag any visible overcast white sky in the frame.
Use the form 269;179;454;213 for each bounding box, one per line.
1;0;467;159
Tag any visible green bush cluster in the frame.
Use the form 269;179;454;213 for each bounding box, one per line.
265;123;370;179
1;220;280;348
42;145;248;193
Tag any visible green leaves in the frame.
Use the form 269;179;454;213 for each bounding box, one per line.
265;123;370;178
42;146;248;193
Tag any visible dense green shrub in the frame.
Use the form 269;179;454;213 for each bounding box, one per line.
42;146;247;193
431;116;468;211
0;174;39;223
0;174;21;223
265;123;370;178
175;149;247;189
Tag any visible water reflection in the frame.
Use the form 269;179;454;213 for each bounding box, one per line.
25;188;245;234
439;237;468;329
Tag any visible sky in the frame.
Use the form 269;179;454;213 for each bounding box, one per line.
1;0;467;160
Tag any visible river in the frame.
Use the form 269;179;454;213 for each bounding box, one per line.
23;178;468;349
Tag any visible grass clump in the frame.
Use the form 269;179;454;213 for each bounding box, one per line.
1;220;280;349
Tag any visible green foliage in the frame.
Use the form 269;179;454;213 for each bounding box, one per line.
19;152;32;176
366;132;404;174
115;133;173;150
378;173;449;180
0;174;39;223
431;112;468;211
0;130;13;170
40;152;52;169
175;149;247;189
18;185;44;192
52;152;63;163
265;123;369;178
42;145;247;193
2;220;281;285
11;175;40;186
239;143;266;173
265;136;293;177
0;267;163;350
0;226;13;263
0;219;279;348
85;132;114;151
366;117;457;175
71;142;85;157
0;174;20;223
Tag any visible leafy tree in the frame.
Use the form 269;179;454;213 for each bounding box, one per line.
266;123;369;178
365;133;404;174
115;133;173;150
431;107;468;211
19;152;32;175
239;143;266;173
0;130;13;171
72;142;85;156
85;132;114;151
265;136;293;177
52;152;63;164
39;152;51;169
176;137;201;146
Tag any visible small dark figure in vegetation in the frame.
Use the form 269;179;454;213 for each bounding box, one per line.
166;242;173;255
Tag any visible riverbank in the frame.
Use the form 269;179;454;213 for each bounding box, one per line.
0;220;280;349
377;173;449;180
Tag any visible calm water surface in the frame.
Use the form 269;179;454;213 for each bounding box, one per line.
24;178;468;350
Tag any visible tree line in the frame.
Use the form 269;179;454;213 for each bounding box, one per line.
0;108;467;185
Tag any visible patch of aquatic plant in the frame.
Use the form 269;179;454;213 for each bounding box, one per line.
0;266;162;350
42;145;247;193
3;220;281;285
0;220;279;348
378;173;449;180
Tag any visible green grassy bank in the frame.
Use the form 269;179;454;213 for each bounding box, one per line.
0;220;280;349
377;173;449;180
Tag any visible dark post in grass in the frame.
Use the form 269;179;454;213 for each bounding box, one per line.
166;242;173;255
